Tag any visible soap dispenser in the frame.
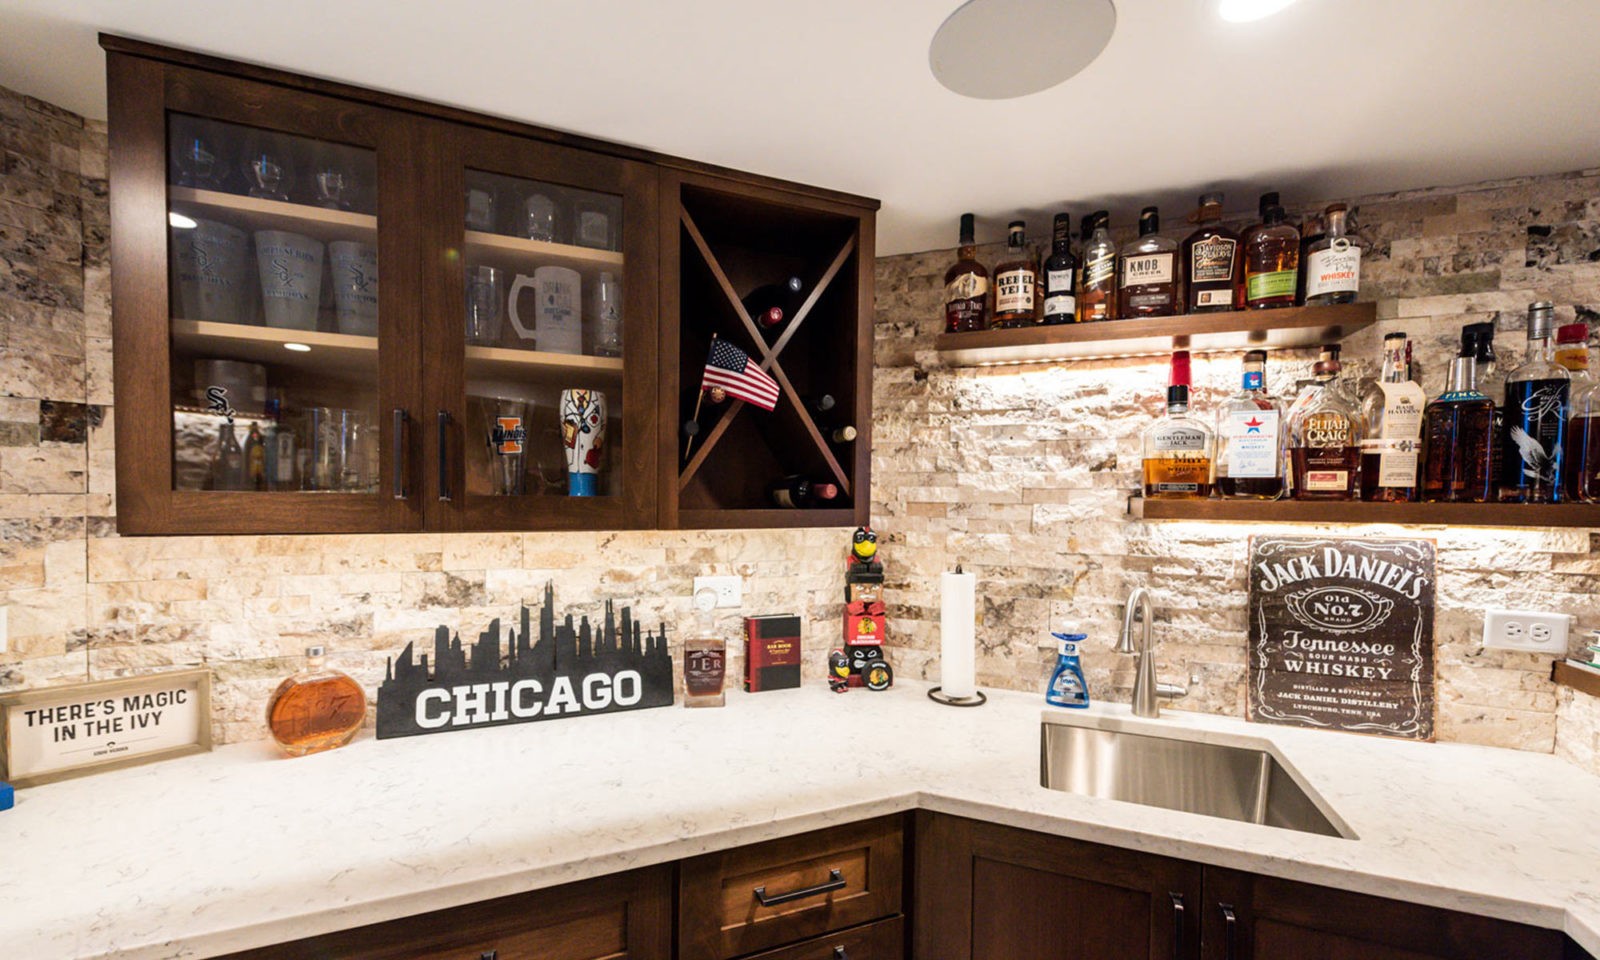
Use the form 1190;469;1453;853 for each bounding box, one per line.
1046;621;1090;708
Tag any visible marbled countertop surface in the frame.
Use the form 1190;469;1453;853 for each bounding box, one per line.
6;682;1599;959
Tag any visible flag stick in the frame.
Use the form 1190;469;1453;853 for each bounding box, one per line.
684;334;716;461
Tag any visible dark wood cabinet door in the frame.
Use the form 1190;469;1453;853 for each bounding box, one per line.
215;865;671;960
1199;867;1568;960
421;123;659;531
913;812;1202;960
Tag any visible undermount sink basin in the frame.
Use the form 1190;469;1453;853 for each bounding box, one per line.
1040;719;1355;839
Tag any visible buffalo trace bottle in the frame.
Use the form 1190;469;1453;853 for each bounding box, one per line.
1360;332;1426;501
1077;211;1116;323
1420;338;1496;503
1243;206;1300;309
1141;351;1214;499
266;646;367;757
1555;321;1598;502
1040;212;1077;325
1500;302;1569;503
1117;206;1181;318
942;213;989;333
991;220;1039;328
1288;356;1365;500
1181;192;1242;313
682;588;726;708
1216;350;1285;499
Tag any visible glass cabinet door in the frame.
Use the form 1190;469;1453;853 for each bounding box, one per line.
430;131;657;530
110;57;423;533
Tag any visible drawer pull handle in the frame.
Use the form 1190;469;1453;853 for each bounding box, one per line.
753;868;846;907
1169;891;1185;959
1221;903;1238;960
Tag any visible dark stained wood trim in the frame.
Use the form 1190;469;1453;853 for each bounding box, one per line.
98;33;879;214
1134;496;1600;528
1553;660;1600;699
852;208;876;527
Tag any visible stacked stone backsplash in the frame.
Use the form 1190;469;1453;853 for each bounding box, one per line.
0;84;849;745
1;81;1597;769
871;171;1600;771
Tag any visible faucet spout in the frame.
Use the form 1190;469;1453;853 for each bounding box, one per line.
1119;588;1161;718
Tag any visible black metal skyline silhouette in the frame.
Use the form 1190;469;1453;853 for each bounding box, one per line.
376;583;674;738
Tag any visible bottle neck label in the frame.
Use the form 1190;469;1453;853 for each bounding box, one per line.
1242;370;1264;391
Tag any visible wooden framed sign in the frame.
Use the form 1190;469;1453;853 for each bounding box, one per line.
1247;537;1436;741
0;669;213;786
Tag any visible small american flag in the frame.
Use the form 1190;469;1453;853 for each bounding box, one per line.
702;339;780;411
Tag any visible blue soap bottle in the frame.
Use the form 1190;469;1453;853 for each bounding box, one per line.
1046;622;1090;708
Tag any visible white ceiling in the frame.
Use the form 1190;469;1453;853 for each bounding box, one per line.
3;0;1599;256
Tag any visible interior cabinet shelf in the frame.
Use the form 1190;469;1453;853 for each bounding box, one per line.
464;345;624;383
168;186;377;241
1132;496;1600;528
935;302;1377;366
464;229;624;268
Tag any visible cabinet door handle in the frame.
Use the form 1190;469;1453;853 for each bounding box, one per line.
1220;903;1238;960
436;410;451;502
1169;891;1185;959
831;948;847;960
392;408;408;500
479;952;497;960
753;868;845;907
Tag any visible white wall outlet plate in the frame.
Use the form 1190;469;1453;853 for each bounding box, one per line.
1482;608;1573;654
694;575;742;609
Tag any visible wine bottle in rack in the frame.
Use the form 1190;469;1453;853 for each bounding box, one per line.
768;475;840;508
828;425;858;444
742;276;804;329
805;393;837;415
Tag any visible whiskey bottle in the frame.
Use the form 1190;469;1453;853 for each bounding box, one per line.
1041;212;1077;324
1181;192;1241;313
1359;332;1426;501
1464;321;1504;490
992;220;1039;328
682;588;727;708
266;646;366;757
1243;205;1300;309
1236;191;1281;308
943;213;989;333
1304;204;1363;306
1216;350;1285;499
1117;206;1181;318
1288;356;1364;500
1141;351;1214;499
209;420;246;491
245;419;268;491
1556;322;1597;502
1295;209;1326;305
1077;211;1116;323
1072;214;1093;304
1500;301;1569;503
1419;341;1495;503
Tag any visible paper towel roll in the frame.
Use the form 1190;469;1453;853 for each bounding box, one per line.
940;568;977;699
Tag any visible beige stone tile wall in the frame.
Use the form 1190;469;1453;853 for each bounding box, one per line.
872;171;1600;764
1;81;1597;765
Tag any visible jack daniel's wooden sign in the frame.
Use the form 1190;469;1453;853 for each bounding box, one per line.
376;584;673;739
1247;537;1435;741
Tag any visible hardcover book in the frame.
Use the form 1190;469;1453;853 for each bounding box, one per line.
744;614;802;692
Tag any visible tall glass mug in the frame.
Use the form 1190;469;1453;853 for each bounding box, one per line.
560;389;606;496
524;192;556;242
465;265;505;345
329;241;379;336
465;187;496;232
255;230;324;331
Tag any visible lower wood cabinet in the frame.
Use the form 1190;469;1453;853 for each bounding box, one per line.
215;865;671;960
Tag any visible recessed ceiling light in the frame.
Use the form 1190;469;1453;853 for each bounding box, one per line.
1217;0;1299;22
168;211;198;229
930;0;1117;100
284;342;311;352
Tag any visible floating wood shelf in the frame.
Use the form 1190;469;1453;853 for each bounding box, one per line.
935;302;1377;366
1553;660;1600;699
168;186;377;241
1131;496;1600;529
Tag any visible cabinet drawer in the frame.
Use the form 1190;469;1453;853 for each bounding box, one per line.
742;917;903;960
679;816;904;960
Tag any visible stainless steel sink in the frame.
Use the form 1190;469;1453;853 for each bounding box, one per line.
1040;720;1354;839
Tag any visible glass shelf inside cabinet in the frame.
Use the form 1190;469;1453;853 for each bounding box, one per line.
167;113;380;495
460;170;625;500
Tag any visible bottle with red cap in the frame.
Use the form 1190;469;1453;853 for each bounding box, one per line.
1555;320;1597;502
1141;351;1215;500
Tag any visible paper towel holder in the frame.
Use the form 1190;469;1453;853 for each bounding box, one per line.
928;686;988;707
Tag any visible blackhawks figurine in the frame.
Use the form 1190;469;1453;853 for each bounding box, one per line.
834;526;892;691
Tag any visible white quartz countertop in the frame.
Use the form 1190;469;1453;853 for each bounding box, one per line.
6;682;1600;960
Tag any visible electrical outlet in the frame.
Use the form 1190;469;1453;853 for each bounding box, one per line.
694;575;742;609
1482;608;1572;654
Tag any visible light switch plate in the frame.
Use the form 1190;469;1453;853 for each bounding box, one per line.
694;575;742;609
1482;608;1572;654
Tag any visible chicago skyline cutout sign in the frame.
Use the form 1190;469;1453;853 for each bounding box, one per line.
1247;536;1436;741
376;583;674;739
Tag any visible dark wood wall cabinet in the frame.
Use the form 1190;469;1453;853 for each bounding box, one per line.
102;36;876;535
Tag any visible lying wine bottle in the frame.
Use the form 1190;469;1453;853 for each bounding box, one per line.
768;475;839;508
829;425;857;443
742;276;804;329
806;393;836;415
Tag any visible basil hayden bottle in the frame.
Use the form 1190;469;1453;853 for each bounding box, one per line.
1500;301;1569;502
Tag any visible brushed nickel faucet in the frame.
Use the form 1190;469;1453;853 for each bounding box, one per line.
1117;587;1188;718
